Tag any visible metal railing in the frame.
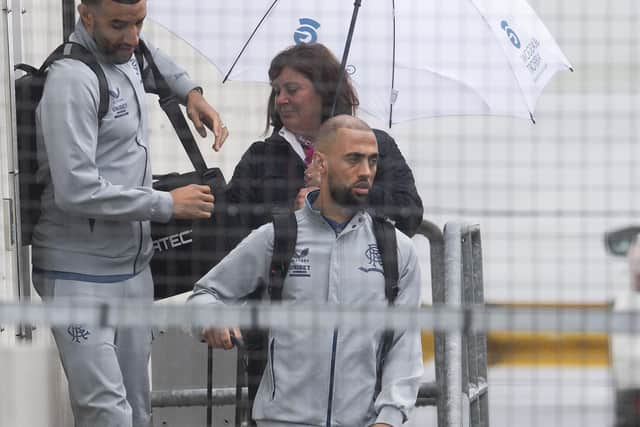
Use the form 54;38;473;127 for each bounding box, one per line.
414;220;489;426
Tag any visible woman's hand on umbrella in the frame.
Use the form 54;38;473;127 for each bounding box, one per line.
186;88;229;152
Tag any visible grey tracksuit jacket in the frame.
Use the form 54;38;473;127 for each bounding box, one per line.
189;196;424;426
32;20;197;276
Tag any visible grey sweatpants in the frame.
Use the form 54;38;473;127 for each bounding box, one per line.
33;266;154;427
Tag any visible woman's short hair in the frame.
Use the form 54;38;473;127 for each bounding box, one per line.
266;43;359;132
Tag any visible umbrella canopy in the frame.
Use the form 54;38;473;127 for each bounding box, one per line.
148;0;572;124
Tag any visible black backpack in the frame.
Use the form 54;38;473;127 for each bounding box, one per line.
15;42;109;245
234;211;399;426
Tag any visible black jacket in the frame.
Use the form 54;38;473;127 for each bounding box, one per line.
196;128;423;268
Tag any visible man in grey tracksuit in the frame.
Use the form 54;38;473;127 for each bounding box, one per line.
191;115;423;426
30;1;228;426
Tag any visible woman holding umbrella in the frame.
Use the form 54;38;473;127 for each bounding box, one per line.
213;42;423;257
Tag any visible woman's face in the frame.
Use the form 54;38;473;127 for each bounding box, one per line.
271;67;324;137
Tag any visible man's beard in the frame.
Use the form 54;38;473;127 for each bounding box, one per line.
93;28;133;64
328;175;370;210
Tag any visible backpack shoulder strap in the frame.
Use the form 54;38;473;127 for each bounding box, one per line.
269;211;298;301
41;42;109;125
372;216;399;304
372;215;399;398
135;39;209;173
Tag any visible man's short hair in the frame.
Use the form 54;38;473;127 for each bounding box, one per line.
315;115;373;150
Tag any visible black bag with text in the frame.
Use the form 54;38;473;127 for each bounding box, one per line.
136;40;228;300
151;169;226;299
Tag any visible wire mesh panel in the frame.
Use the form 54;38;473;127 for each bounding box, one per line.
2;0;640;427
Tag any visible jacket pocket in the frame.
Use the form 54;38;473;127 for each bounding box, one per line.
269;337;276;400
86;218;139;259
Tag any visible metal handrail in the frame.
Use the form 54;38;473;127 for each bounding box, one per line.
153;381;441;408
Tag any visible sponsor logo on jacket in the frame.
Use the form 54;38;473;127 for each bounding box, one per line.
289;248;311;277
109;86;129;119
359;244;384;274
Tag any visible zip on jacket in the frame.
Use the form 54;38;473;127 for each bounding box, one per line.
326;329;339;426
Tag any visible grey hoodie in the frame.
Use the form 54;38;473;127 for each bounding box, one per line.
32;20;197;276
189;196;424;426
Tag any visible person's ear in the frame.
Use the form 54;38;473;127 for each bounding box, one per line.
78;4;95;33
314;152;327;173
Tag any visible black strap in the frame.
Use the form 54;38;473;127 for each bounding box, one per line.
371;216;399;397
14;63;38;74
372;216;399;302
269;211;298;301
37;42;110;125
136;40;209;173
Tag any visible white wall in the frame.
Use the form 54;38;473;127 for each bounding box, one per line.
0;343;73;427
0;2;73;425
0;0;19;338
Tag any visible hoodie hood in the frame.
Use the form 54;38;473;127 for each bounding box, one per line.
70;19;106;61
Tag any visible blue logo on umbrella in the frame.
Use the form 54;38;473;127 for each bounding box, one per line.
500;20;521;49
294;18;320;44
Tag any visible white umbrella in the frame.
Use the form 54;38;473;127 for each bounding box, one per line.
148;0;572;125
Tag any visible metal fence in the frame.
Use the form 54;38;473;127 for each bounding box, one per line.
2;1;640;427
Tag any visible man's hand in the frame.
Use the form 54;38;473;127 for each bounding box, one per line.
201;327;243;350
170;184;214;219
304;162;321;187
294;186;319;210
186;88;229;152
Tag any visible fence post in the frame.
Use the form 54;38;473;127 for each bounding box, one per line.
443;222;464;427
416;220;447;423
467;225;489;427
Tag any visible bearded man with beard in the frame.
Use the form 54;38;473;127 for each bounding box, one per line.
31;1;228;425
190;115;423;427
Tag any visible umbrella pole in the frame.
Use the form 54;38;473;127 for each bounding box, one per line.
330;0;362;117
62;0;75;42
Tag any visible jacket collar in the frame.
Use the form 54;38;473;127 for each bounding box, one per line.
71;19;143;78
72;19;146;125
303;190;368;235
278;127;306;163
71;19;107;63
